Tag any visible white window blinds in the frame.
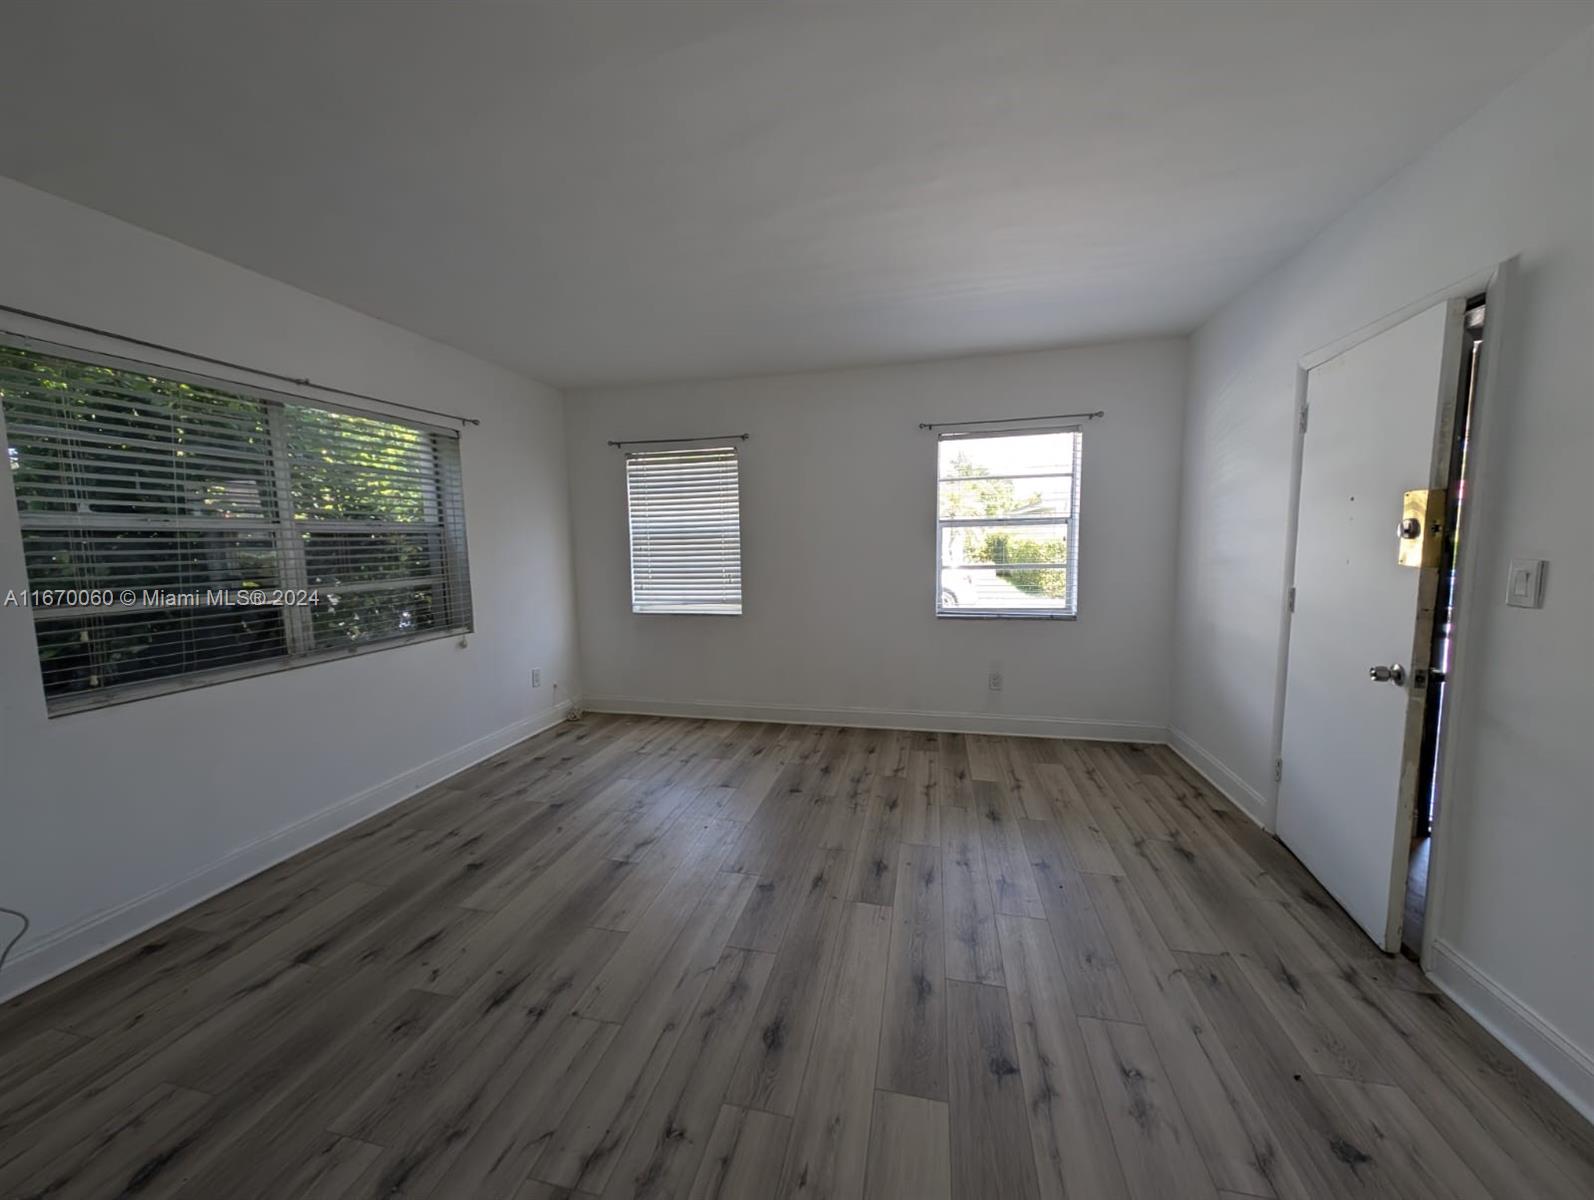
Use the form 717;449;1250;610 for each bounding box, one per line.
1;341;473;713
625;444;742;614
935;427;1081;617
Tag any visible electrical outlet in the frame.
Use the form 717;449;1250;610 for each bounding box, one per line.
988;670;1003;692
531;668;542;688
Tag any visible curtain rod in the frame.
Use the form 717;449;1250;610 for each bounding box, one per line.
0;302;481;428
608;433;750;448
919;410;1104;430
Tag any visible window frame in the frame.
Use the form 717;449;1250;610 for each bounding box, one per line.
624;443;743;616
933;425;1082;620
0;334;474;716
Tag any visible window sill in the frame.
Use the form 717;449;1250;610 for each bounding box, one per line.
632;609;743;616
936;610;1077;621
43;624;473;717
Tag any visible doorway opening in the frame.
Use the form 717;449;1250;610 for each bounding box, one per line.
1402;295;1486;961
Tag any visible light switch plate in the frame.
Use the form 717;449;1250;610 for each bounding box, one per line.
1505;558;1546;609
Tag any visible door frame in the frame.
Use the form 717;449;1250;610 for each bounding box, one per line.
1268;257;1517;970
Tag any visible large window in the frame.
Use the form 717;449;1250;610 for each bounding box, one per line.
1;342;472;713
936;428;1081;617
625;444;742;614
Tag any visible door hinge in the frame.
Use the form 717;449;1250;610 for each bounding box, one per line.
1274;759;1283;783
1288;586;1296;613
1299;404;1310;434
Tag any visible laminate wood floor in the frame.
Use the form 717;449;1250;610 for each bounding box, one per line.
2;714;1591;1199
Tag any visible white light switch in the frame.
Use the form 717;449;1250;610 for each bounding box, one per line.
1505;558;1546;609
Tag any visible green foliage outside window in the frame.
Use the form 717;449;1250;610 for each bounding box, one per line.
944;451;1068;598
978;531;1068;598
2;344;462;699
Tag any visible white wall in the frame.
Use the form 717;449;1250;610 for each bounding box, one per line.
566;339;1187;739
1171;32;1594;1108
0;178;578;999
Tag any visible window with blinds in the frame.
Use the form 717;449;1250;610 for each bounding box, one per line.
1;341;472;713
935;428;1081;617
625;444;742;614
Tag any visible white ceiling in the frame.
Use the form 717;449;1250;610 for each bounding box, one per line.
1;2;1588;387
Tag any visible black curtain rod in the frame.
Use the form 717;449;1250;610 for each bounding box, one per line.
608;433;750;448
919;410;1104;430
0;302;481;428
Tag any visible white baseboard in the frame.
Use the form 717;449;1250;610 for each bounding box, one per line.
0;701;571;1004
1427;940;1594;1125
1164;736;1594;1126
584;695;1167;744
1163;735;1594;1127
1166;726;1273;830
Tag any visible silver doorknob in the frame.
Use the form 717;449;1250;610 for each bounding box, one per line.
1369;664;1406;685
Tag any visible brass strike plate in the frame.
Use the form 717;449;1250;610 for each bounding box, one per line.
1398;488;1445;568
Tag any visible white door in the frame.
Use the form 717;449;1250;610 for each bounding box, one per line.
1277;298;1465;951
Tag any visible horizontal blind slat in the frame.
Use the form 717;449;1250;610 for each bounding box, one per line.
626;445;742;615
1;342;475;709
934;429;1081;617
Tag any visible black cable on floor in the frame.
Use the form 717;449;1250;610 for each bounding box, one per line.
0;907;29;977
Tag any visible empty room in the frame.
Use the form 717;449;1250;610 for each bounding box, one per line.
1;3;1591;1198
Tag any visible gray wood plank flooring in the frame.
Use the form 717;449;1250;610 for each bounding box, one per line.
1;714;1590;1199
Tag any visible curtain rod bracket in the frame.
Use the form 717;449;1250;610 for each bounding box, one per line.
919;410;1104;431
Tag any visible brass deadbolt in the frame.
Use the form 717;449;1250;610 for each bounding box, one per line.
1397;489;1445;568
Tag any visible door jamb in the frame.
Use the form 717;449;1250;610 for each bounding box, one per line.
1268;257;1517;971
